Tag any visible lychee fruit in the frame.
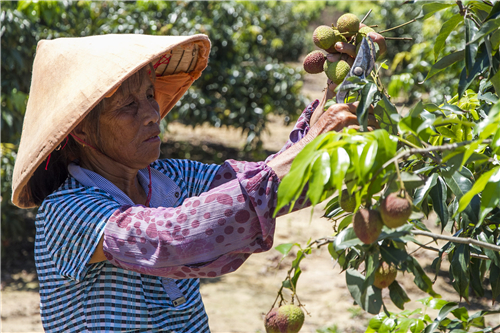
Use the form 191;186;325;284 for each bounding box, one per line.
380;191;412;228
303;50;326;74
336;13;360;39
353;208;383;244
313;26;347;53
340;189;356;213
324;60;350;84
264;304;305;333
373;262;397;289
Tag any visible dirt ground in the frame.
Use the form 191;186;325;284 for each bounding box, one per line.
2;71;500;333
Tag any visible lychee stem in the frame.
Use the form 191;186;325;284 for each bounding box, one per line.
385;37;413;41
378;19;417;34
394;160;405;192
360;9;372;24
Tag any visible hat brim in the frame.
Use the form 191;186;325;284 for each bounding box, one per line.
12;34;211;208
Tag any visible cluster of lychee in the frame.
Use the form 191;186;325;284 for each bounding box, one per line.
340;189;413;244
264;304;304;333
340;189;412;288
303;13;375;85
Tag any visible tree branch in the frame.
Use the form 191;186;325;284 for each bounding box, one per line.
410;240;490;260
412;230;500;253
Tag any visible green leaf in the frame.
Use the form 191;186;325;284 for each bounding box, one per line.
450;244;470;300
429;176;449;230
470;258;485;298
356;82;378;132
458;166;500;214
424;302;459;333
330;147;350;193
434;14;463;61
380;245;410;266
307;152;331;205
413;173;439;208
346;268;383;314
422;50;465;82
408;256;439;297
465;17;479;77
359;140;378;181
389;280;411;310
333;227;363;251
417;2;455;20
451;307;469;322
458;44;491;98
274;243;298;256
364;251;380;290
469;17;500;45
338;214;353;230
478;168;500;224
478;232;500;266
490;263;500;300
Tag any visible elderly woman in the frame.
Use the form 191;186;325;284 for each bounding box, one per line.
12;32;384;332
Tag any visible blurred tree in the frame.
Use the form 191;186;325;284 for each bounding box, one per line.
1;0;322;262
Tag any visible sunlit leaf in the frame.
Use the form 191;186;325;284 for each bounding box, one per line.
346;268;383;314
458;166;500;214
434;14;463;61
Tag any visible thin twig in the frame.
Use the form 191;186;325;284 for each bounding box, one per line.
412;230;500;253
384;37;413;41
360;9;372;25
379;19;416;34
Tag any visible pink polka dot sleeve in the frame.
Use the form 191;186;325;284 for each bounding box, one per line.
102;160;280;278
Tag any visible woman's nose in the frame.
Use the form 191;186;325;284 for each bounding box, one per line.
140;99;160;125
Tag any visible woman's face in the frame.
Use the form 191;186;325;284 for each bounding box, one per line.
97;67;161;170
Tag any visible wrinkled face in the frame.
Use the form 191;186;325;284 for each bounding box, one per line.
98;67;161;170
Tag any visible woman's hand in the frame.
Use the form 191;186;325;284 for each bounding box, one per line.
266;102;379;180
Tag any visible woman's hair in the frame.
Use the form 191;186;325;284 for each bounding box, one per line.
27;102;103;206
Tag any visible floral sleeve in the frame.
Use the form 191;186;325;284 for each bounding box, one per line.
103;160;280;279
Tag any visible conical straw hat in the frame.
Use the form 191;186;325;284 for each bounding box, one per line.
12;34;211;208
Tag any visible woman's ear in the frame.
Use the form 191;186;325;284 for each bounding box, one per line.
71;122;91;147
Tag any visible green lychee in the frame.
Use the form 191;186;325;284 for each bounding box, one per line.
265;304;305;333
336;13;360;38
340;189;356;213
373;262;397;289
303;50;326;74
324;60;350;84
355;26;376;52
353;208;383;244
313;26;347;53
380;191;412;229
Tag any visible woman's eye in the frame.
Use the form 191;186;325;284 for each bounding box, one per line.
125;101;135;107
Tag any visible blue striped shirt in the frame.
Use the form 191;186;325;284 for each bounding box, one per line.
35;159;220;332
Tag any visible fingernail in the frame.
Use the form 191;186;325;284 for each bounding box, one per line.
335;42;343;50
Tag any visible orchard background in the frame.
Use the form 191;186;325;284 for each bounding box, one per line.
2;1;500;332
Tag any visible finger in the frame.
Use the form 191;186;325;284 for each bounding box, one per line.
325;101;357;115
334;42;357;58
326;53;342;63
367;114;380;129
368;32;387;56
327;80;338;95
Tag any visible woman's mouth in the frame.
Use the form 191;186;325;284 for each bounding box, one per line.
145;135;160;143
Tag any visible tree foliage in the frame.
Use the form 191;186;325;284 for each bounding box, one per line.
275;1;500;331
